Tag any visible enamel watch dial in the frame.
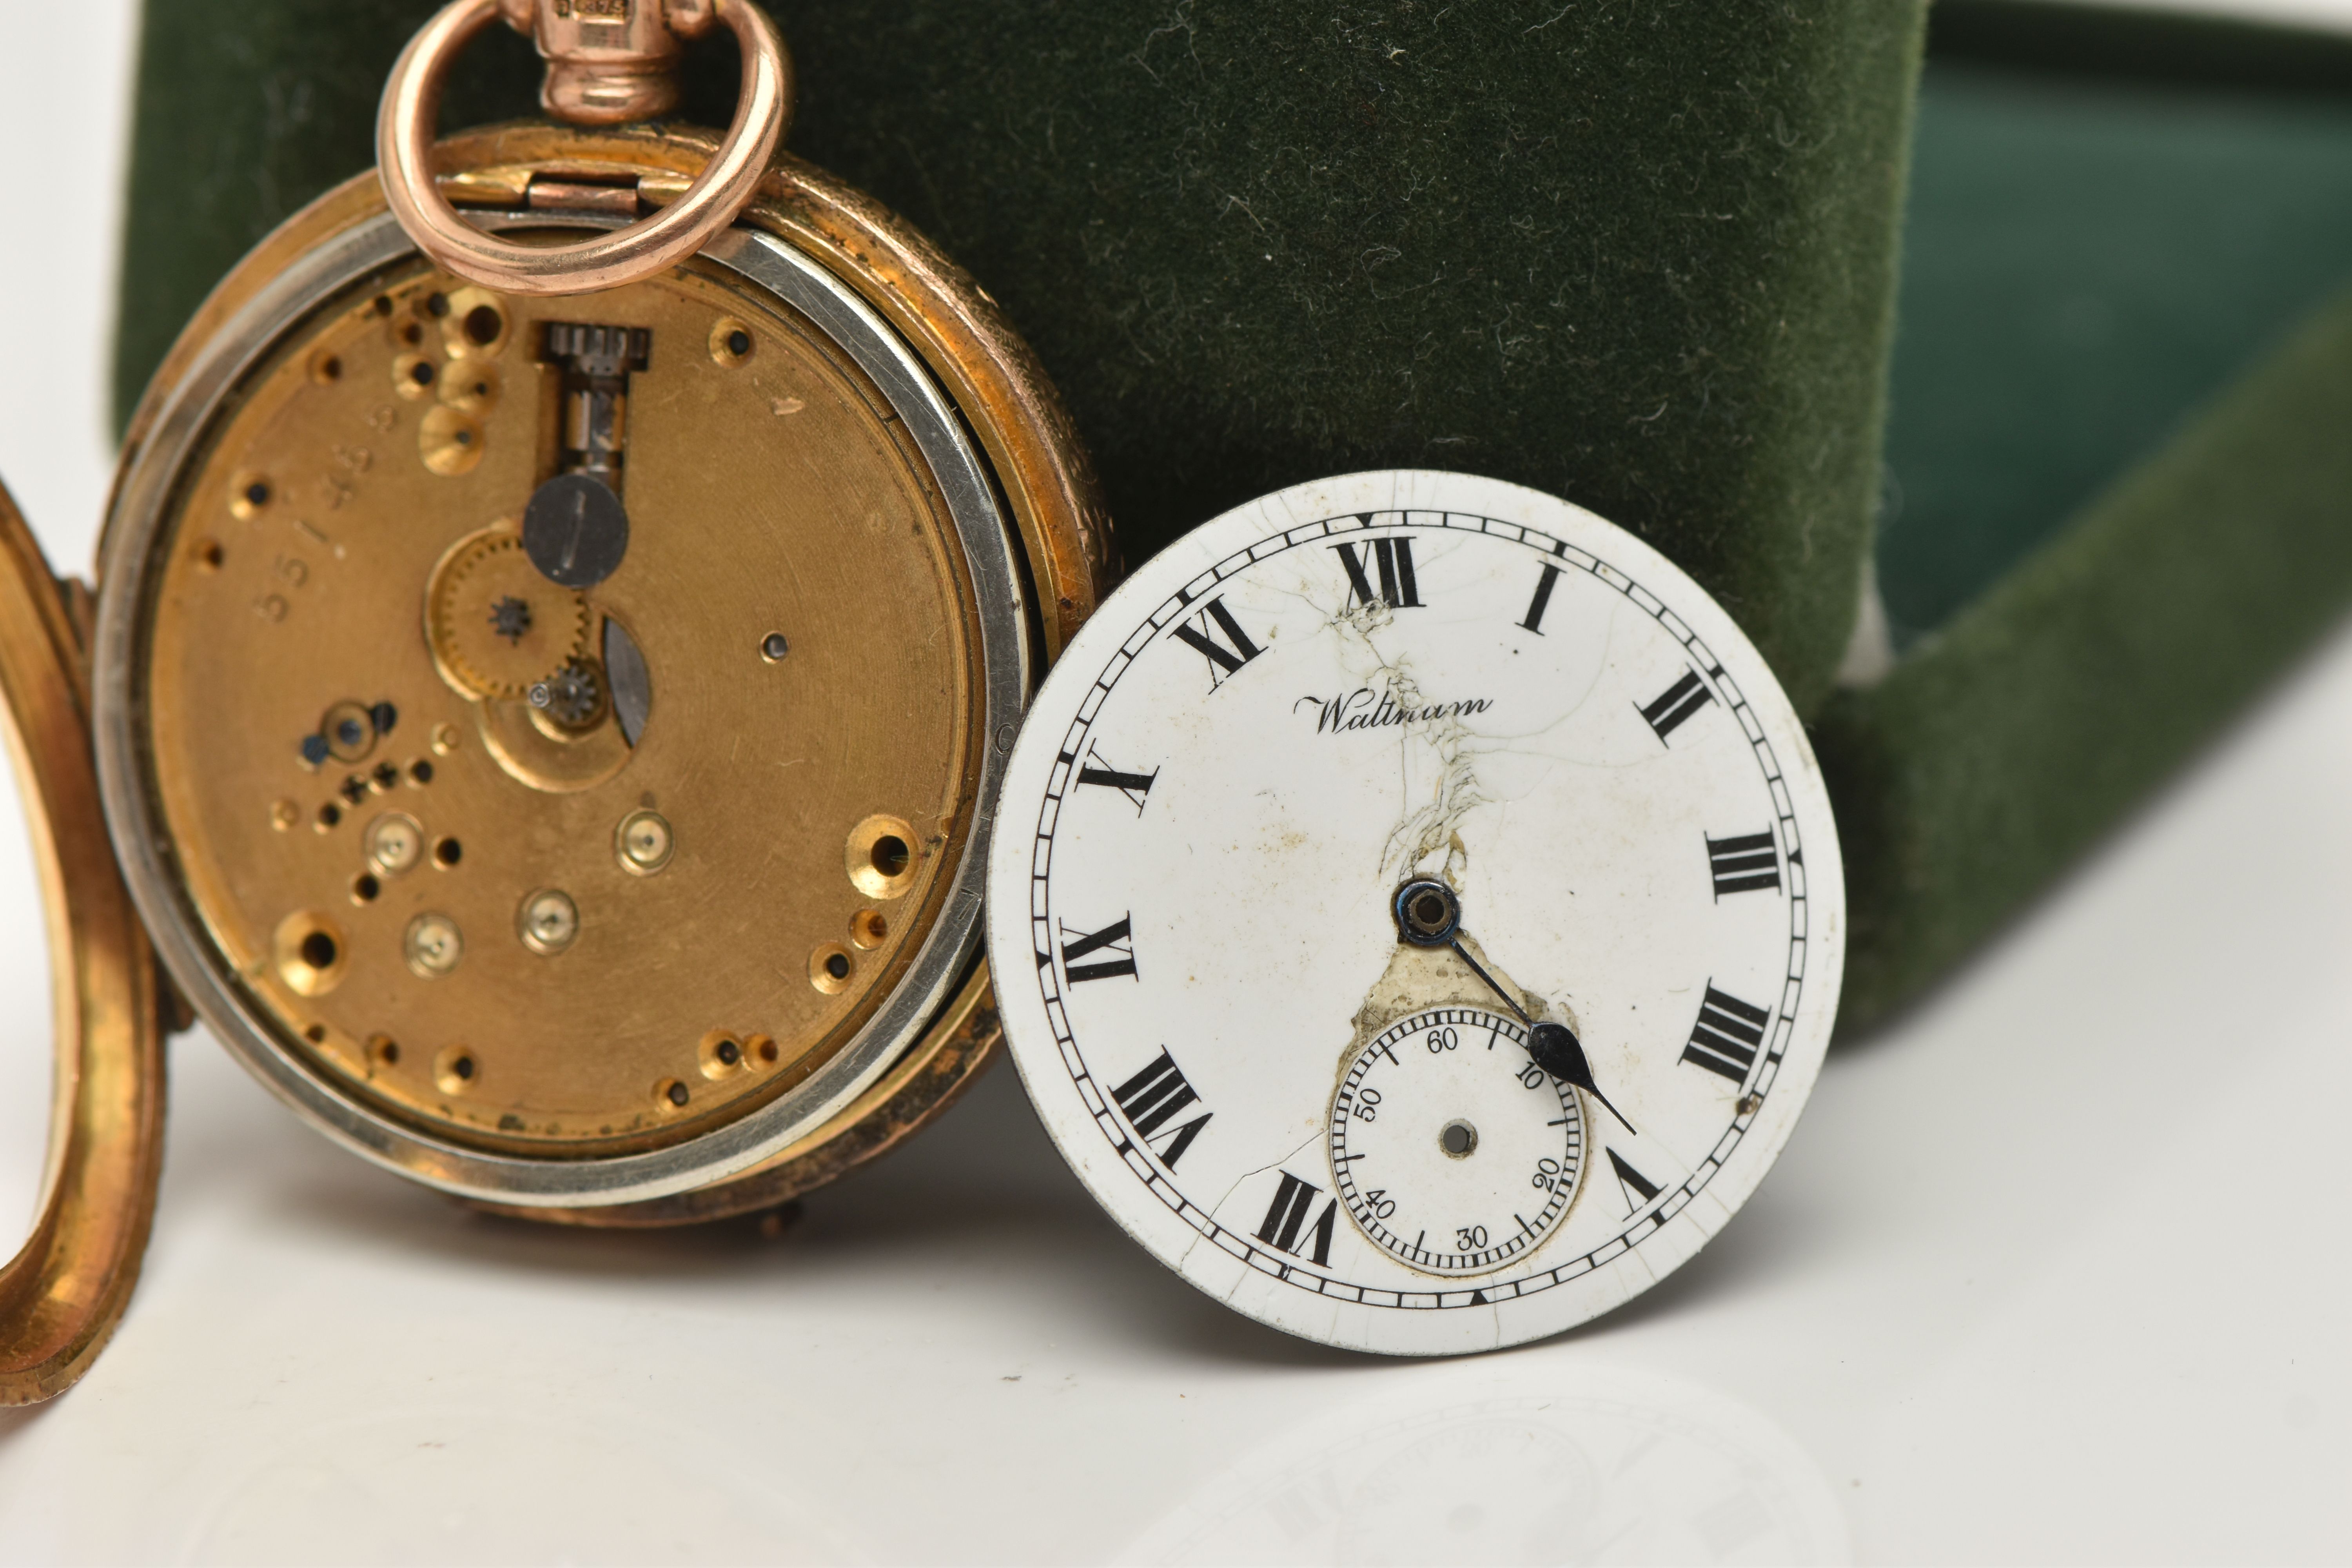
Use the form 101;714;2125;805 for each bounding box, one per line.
986;470;1844;1354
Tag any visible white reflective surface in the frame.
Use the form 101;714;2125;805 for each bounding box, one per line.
2;1;2350;1560
1;654;2350;1563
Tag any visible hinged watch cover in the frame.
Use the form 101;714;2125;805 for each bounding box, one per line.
0;482;166;1406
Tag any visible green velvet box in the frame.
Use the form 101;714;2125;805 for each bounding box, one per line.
1828;1;2352;1025
111;0;2352;1035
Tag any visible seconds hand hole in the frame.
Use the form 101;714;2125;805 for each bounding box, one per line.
1440;1119;1478;1159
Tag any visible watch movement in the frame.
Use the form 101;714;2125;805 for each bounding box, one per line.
3;0;1110;1403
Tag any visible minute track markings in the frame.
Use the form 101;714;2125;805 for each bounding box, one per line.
1023;508;1814;1309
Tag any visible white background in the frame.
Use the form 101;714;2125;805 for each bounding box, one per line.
1;1;2348;1561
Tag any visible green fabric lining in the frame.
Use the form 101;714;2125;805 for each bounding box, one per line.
1822;278;2352;1030
1881;56;2352;639
1819;1;2352;1029
113;0;1924;718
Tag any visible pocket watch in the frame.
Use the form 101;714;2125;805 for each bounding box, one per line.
0;0;1106;1402
985;470;1843;1354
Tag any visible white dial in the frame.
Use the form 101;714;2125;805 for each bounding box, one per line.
1330;1006;1585;1277
986;470;1844;1354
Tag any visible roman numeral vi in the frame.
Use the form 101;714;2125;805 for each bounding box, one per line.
1706;830;1781;897
1109;1049;1212;1169
1638;669;1717;743
1255;1171;1338;1267
1332;536;1422;609
1169;595;1265;689
1682;984;1769;1083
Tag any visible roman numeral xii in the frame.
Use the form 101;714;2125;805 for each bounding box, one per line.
1332;536;1422;609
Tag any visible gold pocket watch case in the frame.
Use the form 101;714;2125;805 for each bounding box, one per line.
0;4;1107;1401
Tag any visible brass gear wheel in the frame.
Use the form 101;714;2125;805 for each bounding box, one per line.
426;530;589;701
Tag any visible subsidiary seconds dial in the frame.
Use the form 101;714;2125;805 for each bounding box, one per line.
1331;1007;1585;1276
986;470;1846;1355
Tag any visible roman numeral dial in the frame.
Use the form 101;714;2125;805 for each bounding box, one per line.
987;475;1842;1357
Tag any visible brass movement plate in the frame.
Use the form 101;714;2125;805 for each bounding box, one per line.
140;252;982;1156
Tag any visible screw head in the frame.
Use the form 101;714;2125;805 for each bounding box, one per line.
404;913;464;977
321;701;376;763
617;809;673;873
367;813;425;875
518;889;580;955
522;472;630;589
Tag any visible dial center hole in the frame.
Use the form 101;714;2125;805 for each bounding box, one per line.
1439;1119;1479;1159
1392;878;1461;945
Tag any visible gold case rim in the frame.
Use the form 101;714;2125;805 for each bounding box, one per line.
0;479;166;1405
